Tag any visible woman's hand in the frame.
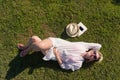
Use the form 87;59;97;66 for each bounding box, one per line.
53;47;62;65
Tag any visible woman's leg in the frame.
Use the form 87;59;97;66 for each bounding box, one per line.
17;36;42;50
19;36;53;57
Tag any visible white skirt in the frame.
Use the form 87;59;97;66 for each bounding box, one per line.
42;37;71;61
42;37;57;61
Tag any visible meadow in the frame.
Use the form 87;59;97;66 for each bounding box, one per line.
0;0;120;80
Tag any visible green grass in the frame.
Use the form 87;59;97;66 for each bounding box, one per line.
0;0;120;80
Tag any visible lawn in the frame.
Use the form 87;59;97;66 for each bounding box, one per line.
0;0;120;80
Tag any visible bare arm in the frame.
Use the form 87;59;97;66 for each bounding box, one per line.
53;48;62;65
53;48;83;71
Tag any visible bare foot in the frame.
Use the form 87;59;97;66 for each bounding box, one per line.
17;44;26;50
19;50;28;57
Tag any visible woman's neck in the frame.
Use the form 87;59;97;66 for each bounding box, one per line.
81;52;88;58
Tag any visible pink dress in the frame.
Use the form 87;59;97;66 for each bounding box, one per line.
43;37;102;71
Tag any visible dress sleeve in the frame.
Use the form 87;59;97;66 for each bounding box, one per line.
82;42;102;51
60;58;83;71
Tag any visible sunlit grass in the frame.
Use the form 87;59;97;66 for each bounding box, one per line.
0;0;120;80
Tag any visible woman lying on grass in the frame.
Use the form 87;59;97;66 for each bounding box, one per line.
17;36;103;71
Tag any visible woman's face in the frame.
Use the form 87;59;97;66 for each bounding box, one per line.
85;50;100;62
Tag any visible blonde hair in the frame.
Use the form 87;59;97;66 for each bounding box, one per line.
97;51;103;62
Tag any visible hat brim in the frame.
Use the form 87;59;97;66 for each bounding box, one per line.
66;23;80;37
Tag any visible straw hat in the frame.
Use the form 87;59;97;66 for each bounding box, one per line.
66;23;79;37
66;22;87;37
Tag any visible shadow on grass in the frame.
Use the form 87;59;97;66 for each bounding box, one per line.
82;61;96;69
5;50;95;80
60;27;71;39
112;0;120;5
5;50;72;80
